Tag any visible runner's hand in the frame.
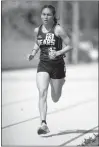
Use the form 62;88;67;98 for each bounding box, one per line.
49;50;57;60
27;54;34;61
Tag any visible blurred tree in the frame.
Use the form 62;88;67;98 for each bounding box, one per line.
65;2;73;27
79;1;98;30
72;1;79;64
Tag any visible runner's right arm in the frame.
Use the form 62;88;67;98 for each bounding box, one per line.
28;27;39;61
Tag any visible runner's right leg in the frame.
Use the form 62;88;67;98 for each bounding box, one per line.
36;72;50;134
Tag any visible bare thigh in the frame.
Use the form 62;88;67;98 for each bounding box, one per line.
50;78;65;102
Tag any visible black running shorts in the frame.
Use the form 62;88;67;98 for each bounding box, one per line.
37;60;66;79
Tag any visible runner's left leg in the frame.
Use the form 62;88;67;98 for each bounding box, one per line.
50;78;65;102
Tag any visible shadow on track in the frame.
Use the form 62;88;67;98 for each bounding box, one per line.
41;126;98;146
41;127;98;138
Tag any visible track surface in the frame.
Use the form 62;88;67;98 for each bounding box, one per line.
2;63;98;146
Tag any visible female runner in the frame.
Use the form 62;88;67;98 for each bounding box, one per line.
27;5;72;135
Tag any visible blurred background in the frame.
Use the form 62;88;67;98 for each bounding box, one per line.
1;0;98;70
1;1;98;145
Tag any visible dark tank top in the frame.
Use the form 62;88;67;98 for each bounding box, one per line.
36;24;64;62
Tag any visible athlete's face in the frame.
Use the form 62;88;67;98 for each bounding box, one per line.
41;8;54;25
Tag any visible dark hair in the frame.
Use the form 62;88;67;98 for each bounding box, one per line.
41;5;58;25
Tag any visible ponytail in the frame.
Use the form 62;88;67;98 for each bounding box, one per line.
53;17;57;25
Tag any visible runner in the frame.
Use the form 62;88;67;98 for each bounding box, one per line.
27;5;72;135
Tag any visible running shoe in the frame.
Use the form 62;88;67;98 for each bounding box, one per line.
37;123;50;135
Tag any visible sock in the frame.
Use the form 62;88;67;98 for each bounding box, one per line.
42;120;47;124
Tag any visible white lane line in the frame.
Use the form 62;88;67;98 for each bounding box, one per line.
2;99;96;129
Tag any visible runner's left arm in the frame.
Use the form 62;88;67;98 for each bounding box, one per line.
56;26;73;56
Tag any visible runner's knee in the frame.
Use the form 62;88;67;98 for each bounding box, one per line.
39;88;48;100
52;93;61;103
